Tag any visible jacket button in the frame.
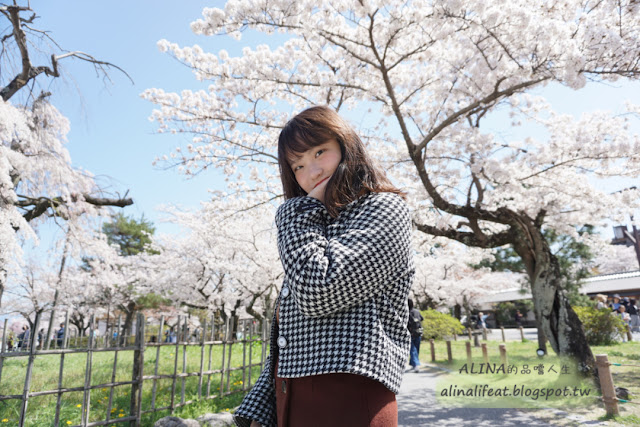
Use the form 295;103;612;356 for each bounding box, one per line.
281;287;290;298
278;336;287;348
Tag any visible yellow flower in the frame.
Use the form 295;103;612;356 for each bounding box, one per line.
2;420;8;423
101;388;107;392
66;422;72;425
118;414;124;418
76;404;82;408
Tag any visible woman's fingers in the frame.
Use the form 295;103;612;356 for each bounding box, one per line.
307;176;330;203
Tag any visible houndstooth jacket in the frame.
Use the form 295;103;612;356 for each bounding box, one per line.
233;191;415;427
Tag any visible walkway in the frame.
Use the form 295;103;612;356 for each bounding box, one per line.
397;365;556;426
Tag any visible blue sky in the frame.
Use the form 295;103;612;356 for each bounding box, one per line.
17;1;640;253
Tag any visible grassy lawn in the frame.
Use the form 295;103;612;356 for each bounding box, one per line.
3;334;638;426
0;340;267;427
422;336;640;425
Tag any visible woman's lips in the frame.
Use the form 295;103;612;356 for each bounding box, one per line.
314;177;329;188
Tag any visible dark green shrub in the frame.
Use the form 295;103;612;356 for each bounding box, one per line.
495;302;516;326
573;306;626;346
421;309;465;340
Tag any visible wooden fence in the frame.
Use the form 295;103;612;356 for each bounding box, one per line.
0;311;270;427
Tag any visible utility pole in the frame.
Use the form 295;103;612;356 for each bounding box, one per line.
612;218;640;269
632;222;640;269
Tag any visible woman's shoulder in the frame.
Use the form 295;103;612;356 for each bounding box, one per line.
357;191;409;212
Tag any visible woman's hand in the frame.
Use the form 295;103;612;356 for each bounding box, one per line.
306;175;330;204
250;421;263;427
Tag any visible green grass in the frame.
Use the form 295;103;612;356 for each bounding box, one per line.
598;413;640;425
422;337;640;420
0;340;267;427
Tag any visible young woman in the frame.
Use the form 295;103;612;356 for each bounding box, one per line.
234;106;415;427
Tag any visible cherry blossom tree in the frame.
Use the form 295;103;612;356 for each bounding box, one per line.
0;2;133;307
411;235;522;314
144;0;640;373
2;256;57;328
150;194;282;326
594;244;639;275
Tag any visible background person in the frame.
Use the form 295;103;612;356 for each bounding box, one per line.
628;299;639;333
407;299;424;373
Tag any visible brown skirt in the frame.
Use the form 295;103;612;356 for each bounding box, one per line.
275;360;397;427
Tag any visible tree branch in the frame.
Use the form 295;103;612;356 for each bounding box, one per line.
413;220;515;248
0;5;133;102
17;192;133;222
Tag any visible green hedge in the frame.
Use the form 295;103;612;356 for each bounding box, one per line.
421;309;465;340
574;306;626;346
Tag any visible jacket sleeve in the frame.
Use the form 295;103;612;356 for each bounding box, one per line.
233;355;276;427
275;193;412;318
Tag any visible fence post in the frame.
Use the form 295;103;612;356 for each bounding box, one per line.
519;326;525;342
473;333;479;348
500;327;505;342
19;311;41;426
129;313;145;427
54;310;70;426
482;327;487;341
595;354;619;416
151;315;164;411
446;340;452;363
499;344;507;368
0;319;7;386
465;341;472;364
625;324;633;342
247;320;254;390
170;316;181;414
206;315;215;397
429;339;435;362
467;328;472;340
181;316;188;405
241;319;247;393
225;317;235;394
198;318;206;399
219;317;230;396
82;315;96;426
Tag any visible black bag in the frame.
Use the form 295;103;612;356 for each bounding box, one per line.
408;310;423;336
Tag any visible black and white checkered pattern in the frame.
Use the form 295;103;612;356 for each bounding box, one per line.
233;192;415;427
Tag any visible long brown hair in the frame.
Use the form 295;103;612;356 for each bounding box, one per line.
278;105;405;217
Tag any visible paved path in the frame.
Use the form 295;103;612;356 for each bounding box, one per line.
473;327;539;342
397;365;555;426
474;327;640;342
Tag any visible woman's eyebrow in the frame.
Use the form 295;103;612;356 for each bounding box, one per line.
288;153;302;164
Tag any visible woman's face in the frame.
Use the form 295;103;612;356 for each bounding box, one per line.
288;138;342;195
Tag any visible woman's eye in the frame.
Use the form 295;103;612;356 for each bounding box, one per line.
315;149;325;157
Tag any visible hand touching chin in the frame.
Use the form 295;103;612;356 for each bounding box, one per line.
307;177;330;204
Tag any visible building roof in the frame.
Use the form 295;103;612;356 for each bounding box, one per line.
581;270;640;294
476;270;640;309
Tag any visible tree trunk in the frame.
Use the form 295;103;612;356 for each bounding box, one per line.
0;268;6;309
513;219;596;377
454;304;462;320
121;301;136;344
47;238;69;349
46;290;60;350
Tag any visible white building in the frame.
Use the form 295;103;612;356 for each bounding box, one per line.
477;270;640;311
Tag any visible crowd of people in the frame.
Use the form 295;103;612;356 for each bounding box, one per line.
595;293;640;333
3;323;69;351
